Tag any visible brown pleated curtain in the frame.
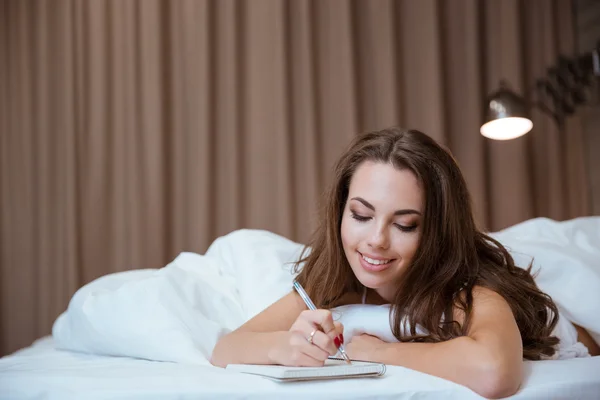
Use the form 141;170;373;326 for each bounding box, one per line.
0;0;590;356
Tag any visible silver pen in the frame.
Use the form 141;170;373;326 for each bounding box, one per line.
293;280;352;365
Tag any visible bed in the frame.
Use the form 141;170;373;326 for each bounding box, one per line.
2;336;599;399
1;218;600;399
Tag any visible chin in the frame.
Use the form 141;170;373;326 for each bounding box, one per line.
352;269;392;290
346;248;405;294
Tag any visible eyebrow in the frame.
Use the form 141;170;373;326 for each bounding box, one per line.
350;197;422;216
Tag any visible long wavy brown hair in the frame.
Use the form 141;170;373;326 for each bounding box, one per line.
294;127;559;360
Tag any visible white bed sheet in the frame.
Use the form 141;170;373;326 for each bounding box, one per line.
1;337;599;400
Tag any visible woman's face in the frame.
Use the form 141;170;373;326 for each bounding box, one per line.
340;161;423;303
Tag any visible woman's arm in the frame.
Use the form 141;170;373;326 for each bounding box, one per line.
210;291;342;367
346;287;523;399
210;291;305;367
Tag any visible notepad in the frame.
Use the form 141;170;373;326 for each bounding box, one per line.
225;358;386;382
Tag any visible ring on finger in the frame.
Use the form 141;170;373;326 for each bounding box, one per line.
307;329;317;344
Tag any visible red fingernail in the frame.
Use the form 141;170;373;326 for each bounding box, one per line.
340;334;344;344
334;337;341;348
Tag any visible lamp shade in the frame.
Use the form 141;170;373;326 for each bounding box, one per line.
480;87;532;140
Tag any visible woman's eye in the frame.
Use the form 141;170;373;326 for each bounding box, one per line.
395;224;417;232
350;212;370;222
352;212;417;232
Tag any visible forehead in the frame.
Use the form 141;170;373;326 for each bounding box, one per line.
348;161;423;210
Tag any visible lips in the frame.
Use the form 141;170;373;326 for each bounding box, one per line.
358;251;395;272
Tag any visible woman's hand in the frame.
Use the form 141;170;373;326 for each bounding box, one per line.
345;334;387;362
267;309;344;367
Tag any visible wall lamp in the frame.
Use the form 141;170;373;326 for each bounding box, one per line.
481;42;600;140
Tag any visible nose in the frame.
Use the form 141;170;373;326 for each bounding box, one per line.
367;225;390;250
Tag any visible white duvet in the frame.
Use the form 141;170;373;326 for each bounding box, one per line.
52;217;600;366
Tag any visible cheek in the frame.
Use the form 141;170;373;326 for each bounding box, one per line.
340;214;357;250
340;217;351;248
393;234;420;260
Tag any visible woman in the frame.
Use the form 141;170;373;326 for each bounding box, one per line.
211;128;598;399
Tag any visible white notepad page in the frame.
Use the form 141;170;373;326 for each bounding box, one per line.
226;358;386;382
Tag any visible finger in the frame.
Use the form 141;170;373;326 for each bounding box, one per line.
309;329;338;356
296;311;343;350
289;317;318;337
290;333;328;365
333;321;344;344
299;309;336;335
333;321;343;331
291;319;337;356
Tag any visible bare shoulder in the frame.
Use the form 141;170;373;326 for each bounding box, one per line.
464;286;520;341
471;286;506;303
454;286;512;324
470;286;515;320
451;285;520;353
456;285;508;304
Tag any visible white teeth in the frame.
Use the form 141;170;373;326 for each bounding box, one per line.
361;254;391;265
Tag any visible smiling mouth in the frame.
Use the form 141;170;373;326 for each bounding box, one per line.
358;252;396;267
